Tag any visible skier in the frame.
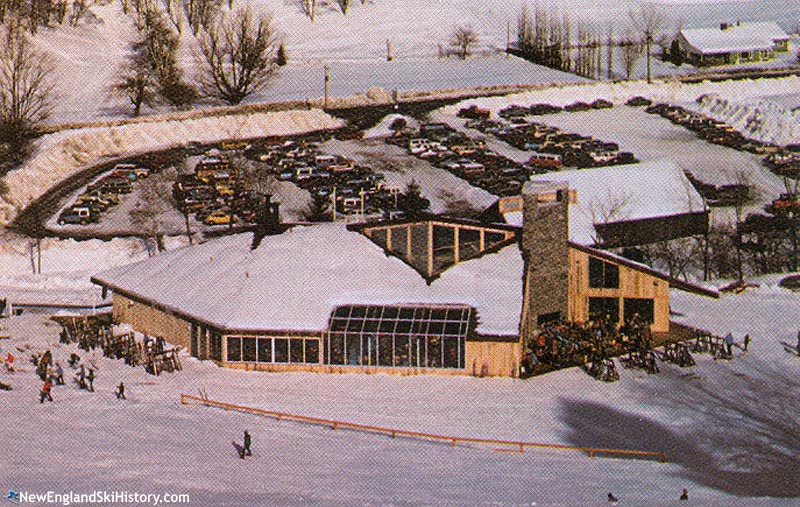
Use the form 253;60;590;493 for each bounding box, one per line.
53;362;64;385
796;330;800;357
68;353;80;368
39;379;53;403
77;364;86;389
4;352;14;372
680;488;689;501
607;492;618;505
240;430;252;459
724;332;734;356
87;368;95;392
115;381;126;400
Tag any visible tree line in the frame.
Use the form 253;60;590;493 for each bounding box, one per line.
515;2;665;81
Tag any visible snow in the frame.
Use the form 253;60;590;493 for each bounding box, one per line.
0;109;344;225
529;160;706;245
91;223;524;336
1;279;800;505
680;22;788;54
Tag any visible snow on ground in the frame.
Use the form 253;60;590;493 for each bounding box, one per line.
320;138;498;214
1;280;800;506
29;0;800;126
0;232;187;307
0;109;343;225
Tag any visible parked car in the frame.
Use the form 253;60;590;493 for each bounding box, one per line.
57;206;99;225
204;209;238;225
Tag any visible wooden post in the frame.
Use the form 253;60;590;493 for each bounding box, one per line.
386;39;393;61
323;65;329;110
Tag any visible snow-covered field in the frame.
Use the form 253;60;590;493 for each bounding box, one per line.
1;278;799;506
28;0;800;126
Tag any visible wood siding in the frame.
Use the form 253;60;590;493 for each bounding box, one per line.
567;249;670;333
466;340;522;378
113;294;192;350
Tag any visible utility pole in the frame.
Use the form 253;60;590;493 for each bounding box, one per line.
386;39;393;61
646;32;653;83
331;186;337;221
506;20;511;58
323;64;330;110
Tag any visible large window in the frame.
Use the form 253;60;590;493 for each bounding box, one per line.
589;257;619;289
589;297;619;323
624;298;654;323
325;304;473;369
224;336;319;364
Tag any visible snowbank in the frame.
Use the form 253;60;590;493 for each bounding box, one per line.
0;109;344;225
441;75;800;148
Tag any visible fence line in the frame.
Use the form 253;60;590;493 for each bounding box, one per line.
180;393;667;462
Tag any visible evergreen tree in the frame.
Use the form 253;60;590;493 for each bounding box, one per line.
397;179;430;219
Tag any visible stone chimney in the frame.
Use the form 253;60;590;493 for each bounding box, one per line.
521;181;570;338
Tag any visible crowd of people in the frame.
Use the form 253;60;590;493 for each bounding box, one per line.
522;315;654;378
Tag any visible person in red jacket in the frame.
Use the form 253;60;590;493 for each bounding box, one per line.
39;379;53;403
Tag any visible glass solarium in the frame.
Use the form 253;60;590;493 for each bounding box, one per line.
325;304;473;369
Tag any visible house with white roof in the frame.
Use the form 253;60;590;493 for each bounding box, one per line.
499;160;708;248
678;21;790;67
92;182;717;378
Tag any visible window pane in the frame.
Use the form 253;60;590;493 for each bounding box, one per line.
428;321;444;335
274;339;289;363
257;338;272;363
427;336;442;367
226;337;241;362
379;319;396;333
328;334;344;364
242;338;257;362
346;335;361;365
605;263;619;288
443;338;460;368
589;257;604;288
290;339;304;363
305;340;319;364
379;334;394;366
395;335;410;366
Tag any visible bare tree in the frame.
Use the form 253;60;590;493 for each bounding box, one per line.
142;9;197;109
620;32;642;80
112;35;158;116
0;26;55;154
196;6;278;105
129;174;173;256
628;4;665;83
450;24;479;60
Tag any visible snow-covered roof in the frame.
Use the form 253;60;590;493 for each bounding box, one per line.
680;22;788;55
91;224;524;337
528;160;706;245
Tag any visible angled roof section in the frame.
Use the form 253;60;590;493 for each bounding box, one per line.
91;223;525;337
349;217;520;282
528;160;707;246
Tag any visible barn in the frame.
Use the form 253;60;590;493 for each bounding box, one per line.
91;181;717;377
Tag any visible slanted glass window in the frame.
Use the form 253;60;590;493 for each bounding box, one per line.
326;304;473;369
588;256;619;289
